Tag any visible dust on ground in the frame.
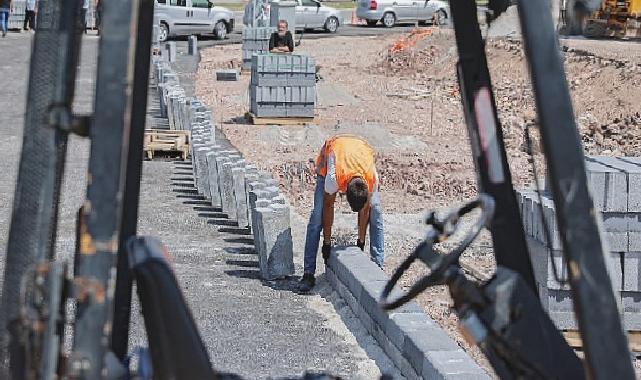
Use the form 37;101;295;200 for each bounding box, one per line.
195;28;641;376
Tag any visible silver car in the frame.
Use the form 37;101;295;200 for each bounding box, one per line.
296;0;342;33
155;0;235;42
356;0;448;27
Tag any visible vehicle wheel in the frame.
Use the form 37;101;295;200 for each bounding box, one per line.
366;20;378;26
159;22;169;42
433;9;447;26
382;12;395;28
324;16;339;33
214;21;227;40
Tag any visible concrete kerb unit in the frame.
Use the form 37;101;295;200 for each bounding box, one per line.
195;146;213;199
205;146;226;209
232;165;250;228
325;247;489;379
257;202;294;280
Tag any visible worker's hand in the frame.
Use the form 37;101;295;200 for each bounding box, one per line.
322;242;332;264
356;240;365;251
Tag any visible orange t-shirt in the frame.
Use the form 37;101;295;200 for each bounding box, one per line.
316;135;378;193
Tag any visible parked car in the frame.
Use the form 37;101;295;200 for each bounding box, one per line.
356;0;448;27
155;0;235;42
295;0;342;33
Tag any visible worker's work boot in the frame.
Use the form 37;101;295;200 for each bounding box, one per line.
298;273;315;293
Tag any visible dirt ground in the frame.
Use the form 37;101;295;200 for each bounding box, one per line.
195;28;641;376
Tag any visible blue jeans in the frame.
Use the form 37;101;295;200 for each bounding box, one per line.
0;9;9;34
303;176;384;275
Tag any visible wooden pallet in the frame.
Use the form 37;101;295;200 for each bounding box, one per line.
143;129;190;160
245;112;315;126
563;330;641;352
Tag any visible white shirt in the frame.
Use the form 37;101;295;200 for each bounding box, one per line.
26;0;37;11
83;0;90;9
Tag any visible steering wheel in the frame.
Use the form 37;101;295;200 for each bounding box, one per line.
379;194;495;310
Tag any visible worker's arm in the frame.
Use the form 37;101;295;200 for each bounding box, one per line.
357;198;370;243
322;192;336;244
287;32;294;52
268;33;276;52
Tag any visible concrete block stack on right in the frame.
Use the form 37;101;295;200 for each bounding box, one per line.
518;155;641;332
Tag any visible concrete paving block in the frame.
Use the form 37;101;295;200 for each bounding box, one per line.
585;161;607;211
601;212;629;232
334;247;367;300
258;203;294;280
622;291;641;330
215;156;231;210
531;196;543;243
253;206;271;267
232;167;250;228
195;146;212;199
206;150;222;208
606;231;629;252
623;251;641;291
369;323;421;380
548;311;577;330
595;156;641;212
387;312;439;354
524;194;534;238
220;162;238;218
542;196;562;249
606;251;623;291
585;159;627;212
618;157;641;212
264;185;280;199
271;195;286;205
402;316;463;376
423;350;490;380
629;231;641;251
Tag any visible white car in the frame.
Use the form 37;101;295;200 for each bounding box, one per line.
155;0;235;42
295;0;342;33
356;0;448;27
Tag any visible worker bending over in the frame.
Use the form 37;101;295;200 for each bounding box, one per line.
298;135;384;293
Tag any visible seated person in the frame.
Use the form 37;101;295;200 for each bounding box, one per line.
269;20;294;53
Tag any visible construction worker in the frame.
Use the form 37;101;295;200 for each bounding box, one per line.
298;135;384;293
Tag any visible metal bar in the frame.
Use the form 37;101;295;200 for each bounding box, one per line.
0;0;83;377
69;0;141;377
516;0;634;378
449;0;538;292
111;0;155;361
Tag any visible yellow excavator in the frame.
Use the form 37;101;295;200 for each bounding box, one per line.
561;0;641;38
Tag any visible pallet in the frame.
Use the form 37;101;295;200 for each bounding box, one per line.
245;112;315;126
562;330;641;352
143;129;190;160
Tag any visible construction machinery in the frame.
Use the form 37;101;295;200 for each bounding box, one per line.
561;0;641;37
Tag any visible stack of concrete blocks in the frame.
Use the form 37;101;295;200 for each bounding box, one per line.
241;27;276;70
246;172;294;280
249;54;316;118
216;69;240;81
518;156;641;332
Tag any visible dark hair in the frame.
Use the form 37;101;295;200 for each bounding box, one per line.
346;177;368;212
